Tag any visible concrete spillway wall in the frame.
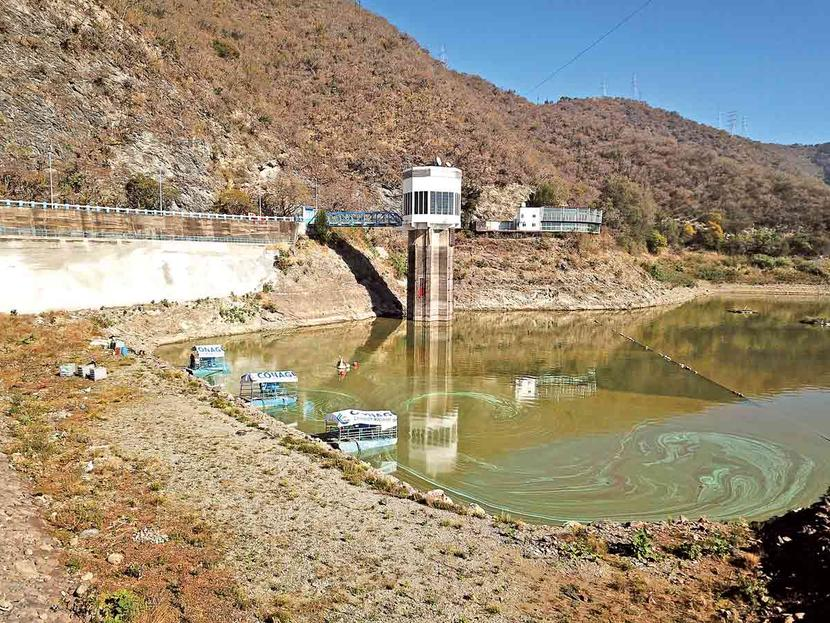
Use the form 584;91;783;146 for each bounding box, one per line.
0;238;276;314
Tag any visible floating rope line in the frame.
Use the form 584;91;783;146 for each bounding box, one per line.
593;319;748;400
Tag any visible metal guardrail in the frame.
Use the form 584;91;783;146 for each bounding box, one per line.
0;199;297;223
0;225;278;245
540;207;603;225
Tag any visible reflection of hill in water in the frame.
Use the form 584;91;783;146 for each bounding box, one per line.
625;296;830;397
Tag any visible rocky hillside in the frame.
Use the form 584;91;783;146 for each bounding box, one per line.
1;0;828;233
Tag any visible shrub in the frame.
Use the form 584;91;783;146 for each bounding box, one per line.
788;232;816;257
212;39;240;59
694;263;736;283
527;178;569;207
274;254;292;273
728;577;769;607
646;262;696;287
794;258;829;277
646;230;667;254
309;209;333;245
388;251;407;279
673;541;703;560
750;254;776;270
630;528;656;561
704;535;734;557
124;173;179;211
213;186;251;215
749;254;791;270
697;220;725;250
97;589;145;623
219;306;254;323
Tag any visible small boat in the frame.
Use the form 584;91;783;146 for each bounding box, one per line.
317;409;398;454
239;370;299;408
186;345;231;378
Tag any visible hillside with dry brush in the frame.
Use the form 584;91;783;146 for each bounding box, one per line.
1;0;829;237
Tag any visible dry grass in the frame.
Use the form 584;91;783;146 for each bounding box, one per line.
0;314;250;622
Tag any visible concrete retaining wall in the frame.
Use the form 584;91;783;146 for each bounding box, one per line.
0;238;275;313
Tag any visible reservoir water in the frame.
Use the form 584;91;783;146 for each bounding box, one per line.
157;296;830;523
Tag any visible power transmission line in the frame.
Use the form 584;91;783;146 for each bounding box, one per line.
530;0;655;93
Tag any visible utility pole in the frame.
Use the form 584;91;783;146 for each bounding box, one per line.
158;167;163;211
314;178;319;212
631;73;640;101
741;116;749;136
727;111;738;135
47;142;54;205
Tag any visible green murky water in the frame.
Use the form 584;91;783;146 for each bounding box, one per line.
157;296;830;523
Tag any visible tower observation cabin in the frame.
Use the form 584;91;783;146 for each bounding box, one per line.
402;165;462;323
402;166;462;231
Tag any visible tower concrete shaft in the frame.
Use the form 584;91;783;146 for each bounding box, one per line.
406;228;454;322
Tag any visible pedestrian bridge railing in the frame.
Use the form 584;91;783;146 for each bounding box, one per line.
325;210;402;228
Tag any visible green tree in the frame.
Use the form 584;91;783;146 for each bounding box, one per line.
594;176;656;250
527;178;569;207
788;232;816;257
124;173;179;211
460;183;481;229
655;213;680;247
745;228;788;256
309;209;333;245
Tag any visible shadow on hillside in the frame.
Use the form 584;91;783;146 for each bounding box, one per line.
332;237;403;318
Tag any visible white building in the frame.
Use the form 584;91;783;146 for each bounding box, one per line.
478;205;603;234
401;166;462;230
517;207;543;232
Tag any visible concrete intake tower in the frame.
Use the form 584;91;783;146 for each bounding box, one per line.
402;165;462;323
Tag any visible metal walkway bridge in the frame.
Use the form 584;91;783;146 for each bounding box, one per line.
324;210;402;228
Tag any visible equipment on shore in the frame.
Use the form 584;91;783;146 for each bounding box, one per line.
239;370;299;408
316;409;398;454
186;345;230;378
59;361;107;381
336;356;350;372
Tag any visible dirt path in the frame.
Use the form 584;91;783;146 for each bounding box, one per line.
0;451;75;622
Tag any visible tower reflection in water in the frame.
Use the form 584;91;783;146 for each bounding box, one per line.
403;322;459;478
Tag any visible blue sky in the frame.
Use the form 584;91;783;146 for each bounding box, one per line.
362;0;829;145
